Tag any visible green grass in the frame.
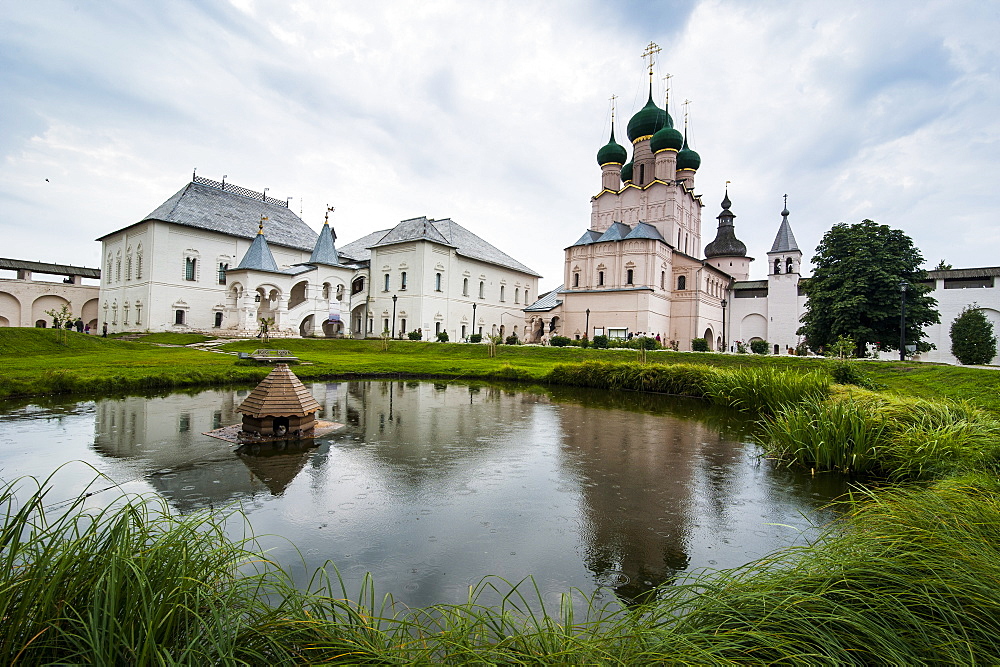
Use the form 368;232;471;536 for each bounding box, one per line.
135;332;213;345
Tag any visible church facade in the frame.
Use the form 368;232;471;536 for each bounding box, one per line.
97;175;539;340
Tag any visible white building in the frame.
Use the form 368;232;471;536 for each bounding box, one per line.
97;175;539;340
0;258;101;329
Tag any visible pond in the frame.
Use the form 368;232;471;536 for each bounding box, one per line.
0;380;848;608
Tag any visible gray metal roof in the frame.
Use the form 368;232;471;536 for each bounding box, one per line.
100;181;318;251
596;222;633;243
337;229;387;264
926;266;1000;279
431;218;540;277
769;208;800;253
524;285;564;311
235;232;280;272
733;280;768;289
0;257;101;278
309;222;340;265
570;230;603;247
371;216;453;248
624;221;665;241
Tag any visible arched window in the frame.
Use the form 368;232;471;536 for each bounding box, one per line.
135;248;143;279
677;275;686;290
400;271;407;290
786;257;794;273
184;257;196;281
598;271;604;286
125;255;132;280
116;256;122;282
573;272;579;287
626;269;634;285
463;277;469;296
214;312;223;327
515;288;520;304
218;262;228;285
435;322;441;335
500;285;505;302
435;272;442;291
479;281;485;299
384;273;390;291
524;289;529;303
638;163;645;185
774;259;781;274
660;271;665;289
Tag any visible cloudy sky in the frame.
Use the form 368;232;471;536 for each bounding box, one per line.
2;0;998;287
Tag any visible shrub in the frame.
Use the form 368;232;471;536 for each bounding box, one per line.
549;336;571;347
436;331;449;342
735;340;749;354
468;333;482;343
707;367;830;414
407;330;422;340
691;338;709;352
750;339;769;355
592;335;609;349
830;360;883;390
628;336;658;350
504;334;520;345
951;304;998;365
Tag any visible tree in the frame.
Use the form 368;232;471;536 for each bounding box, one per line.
798;220;939;357
950;304;997;365
934;260;953;271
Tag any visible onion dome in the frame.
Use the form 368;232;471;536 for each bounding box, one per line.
596;126;628;166
650;123;683;153
704;190;747;258
621;160;634;183
676;133;701;171
627;86;668;142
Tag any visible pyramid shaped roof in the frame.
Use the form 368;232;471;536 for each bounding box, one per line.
309;222;340;265
235;230;280;272
237;364;321;418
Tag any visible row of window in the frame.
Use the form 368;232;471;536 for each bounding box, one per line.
572;269;691;291
107;249;143;283
183;258;230;285
104;301;143;326
382;273;529;304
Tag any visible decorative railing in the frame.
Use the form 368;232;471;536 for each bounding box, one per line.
193;174;290;208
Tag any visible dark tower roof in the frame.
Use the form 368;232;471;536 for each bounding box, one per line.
770;200;800;253
704;190;748;258
309;217;340;265
235;220;280;272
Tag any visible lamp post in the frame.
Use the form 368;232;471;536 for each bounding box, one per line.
721;299;728;352
472;302;477;338
585;308;590;339
899;282;908;361
392;294;398;339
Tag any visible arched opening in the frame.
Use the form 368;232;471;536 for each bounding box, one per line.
704;328;714;350
774;343;780;355
299;314;314;337
774;259;782;274
626;269;634;285
289;281;308;309
35;319;46;328
549;316;559;333
0;291;20;326
214;312;223;327
0;316;8;327
786;257;794;273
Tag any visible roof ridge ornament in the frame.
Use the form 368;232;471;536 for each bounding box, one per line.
258;215;267;235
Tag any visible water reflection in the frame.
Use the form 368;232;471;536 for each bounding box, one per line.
0;381;847;608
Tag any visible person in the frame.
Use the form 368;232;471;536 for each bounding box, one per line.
102;322;108;337
655;334;661;344
84;324;90;335
75;318;83;333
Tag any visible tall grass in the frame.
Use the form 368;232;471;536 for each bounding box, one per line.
760;391;1000;478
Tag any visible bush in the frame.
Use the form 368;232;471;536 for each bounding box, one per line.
504;334;520;345
628;336;659;350
407;330;422;340
750;339;769;355
691;338;709;352
436;331;449;342
735;340;749;354
830;360;883;390
468;333;482;343
549;335;571;347
951;304;998;365
592;335;609;349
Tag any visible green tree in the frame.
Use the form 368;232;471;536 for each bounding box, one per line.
950;304;997;365
798;220;939;357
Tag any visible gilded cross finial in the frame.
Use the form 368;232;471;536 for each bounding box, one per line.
325;204;335;224
259;215;268;234
683;99;691;130
662;73;672;107
783;194;788;208
641;41;661;80
609;93;617;122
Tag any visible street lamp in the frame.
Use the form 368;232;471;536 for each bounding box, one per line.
585;308;590;339
721;299;728;352
472;302;477;338
899;282;908;361
392;294;398;339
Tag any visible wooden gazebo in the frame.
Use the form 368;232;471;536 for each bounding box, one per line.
237;363;321;437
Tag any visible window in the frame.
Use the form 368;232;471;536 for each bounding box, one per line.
401;319;407;334
626;269;633;285
400;271;407;290
515;288;520;304
135;251;143;279
383;318;389;333
214;312;223;327
435;322;441;335
660;271;665;289
135;303;141;325
677;275;686;290
774;258;782;274
524;289;529;303
218;263;228;285
435;273;442;291
500;285;505;302
185;257;197;281
116;257;121;282
352;277;366;294
598;271;604;286
175;309;185;325
573;272;579;287
638;163;645;185
125;255;132;281
479;281;485;299
461;324;467;338
463;277;469;296
786;257;793;273
122;304;129;325
368;318;373;333
384;274;390;291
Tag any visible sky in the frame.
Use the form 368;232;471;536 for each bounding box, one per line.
2;0;998;289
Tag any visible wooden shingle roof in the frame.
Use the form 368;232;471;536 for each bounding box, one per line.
237;364;321;418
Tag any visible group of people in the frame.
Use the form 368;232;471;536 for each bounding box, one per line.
46;317;107;336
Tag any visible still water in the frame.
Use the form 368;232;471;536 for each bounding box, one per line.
0;381;847;607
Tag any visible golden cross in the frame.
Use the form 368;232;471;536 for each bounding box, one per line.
662;73;672;107
683;99;691;128
608;93;617;121
259;215;268;234
783;194;788;208
641;41;661;78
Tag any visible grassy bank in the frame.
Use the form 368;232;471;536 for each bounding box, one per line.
5;474;1000;663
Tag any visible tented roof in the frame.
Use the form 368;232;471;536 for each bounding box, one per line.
237;364;321;418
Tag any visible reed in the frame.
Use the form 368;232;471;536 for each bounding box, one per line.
704;366;830;414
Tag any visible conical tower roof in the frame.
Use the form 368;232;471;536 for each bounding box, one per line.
237;364;321;418
309;217;340;265
770;202;800;253
236;219;280;272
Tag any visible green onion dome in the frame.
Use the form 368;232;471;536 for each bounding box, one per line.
620;160;634;182
596;127;628;166
676;133;701;171
650;123;683;153
626;87;667;142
